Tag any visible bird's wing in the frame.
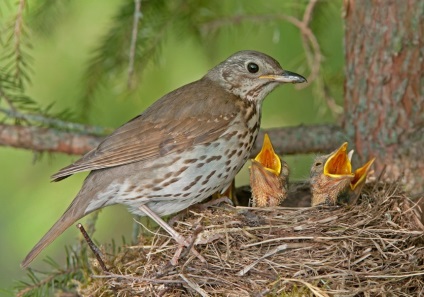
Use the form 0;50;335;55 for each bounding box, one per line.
52;79;240;181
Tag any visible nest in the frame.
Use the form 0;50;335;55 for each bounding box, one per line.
80;182;424;297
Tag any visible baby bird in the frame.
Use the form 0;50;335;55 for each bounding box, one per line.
249;133;289;207
310;142;354;206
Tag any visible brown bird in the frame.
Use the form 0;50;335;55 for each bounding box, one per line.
310;142;354;206
249;133;289;207
21;50;306;267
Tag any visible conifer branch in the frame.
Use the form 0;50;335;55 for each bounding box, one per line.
0;108;112;135
12;0;31;88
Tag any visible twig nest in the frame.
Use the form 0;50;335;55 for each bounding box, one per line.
80;182;424;296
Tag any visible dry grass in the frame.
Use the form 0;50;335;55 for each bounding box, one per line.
79;182;424;296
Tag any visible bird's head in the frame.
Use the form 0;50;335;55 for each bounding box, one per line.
310;142;355;206
206;50;307;103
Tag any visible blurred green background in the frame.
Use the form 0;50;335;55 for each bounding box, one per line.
0;0;343;293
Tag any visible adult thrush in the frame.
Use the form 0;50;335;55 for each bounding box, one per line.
21;50;306;267
250;133;289;207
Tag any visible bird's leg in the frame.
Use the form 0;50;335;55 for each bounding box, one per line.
178;225;203;258
132;214;142;244
212;181;238;205
138;204;206;264
171;246;184;266
171;225;203;265
224;181;238;206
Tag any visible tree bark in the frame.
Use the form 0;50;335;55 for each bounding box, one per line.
344;0;424;193
0;124;104;155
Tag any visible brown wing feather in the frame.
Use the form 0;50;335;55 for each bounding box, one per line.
52;78;240;181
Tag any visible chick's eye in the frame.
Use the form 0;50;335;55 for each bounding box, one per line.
247;62;259;73
315;162;322;167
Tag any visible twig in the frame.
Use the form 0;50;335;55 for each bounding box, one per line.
279;278;330;297
0;108;112;135
303;0;318;25
179;274;210;297
201;9;344;116
237;243;308;276
301;1;343;116
201;12;322;86
179;225;203;261
92;273;185;284
127;0;142;89
363;271;424;278
0;89;18;112
76;223;109;272
299;0;321;87
13;0;25;78
16;267;78;297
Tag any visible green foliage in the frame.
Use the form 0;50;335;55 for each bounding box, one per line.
0;0;76;126
16;245;90;297
80;0;340;119
1;0;343;126
26;0;73;36
0;2;32;90
81;0;166;118
81;0;222;118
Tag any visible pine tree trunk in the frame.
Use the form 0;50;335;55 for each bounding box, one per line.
343;0;424;193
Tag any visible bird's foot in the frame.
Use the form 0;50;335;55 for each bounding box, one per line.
170;229;206;265
138;204;206;265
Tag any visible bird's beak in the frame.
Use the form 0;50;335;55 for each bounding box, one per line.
260;70;307;84
350;158;375;190
323;142;354;179
253;133;281;175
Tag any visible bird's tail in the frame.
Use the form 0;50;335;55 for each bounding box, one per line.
21;198;87;268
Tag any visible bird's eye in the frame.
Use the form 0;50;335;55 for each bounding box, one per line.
247;62;259;73
315;162;322;167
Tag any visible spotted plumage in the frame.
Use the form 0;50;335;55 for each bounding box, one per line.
22;50;306;267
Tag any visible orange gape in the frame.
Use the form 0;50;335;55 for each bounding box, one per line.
254;133;282;175
311;142;375;206
250;133;289;207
